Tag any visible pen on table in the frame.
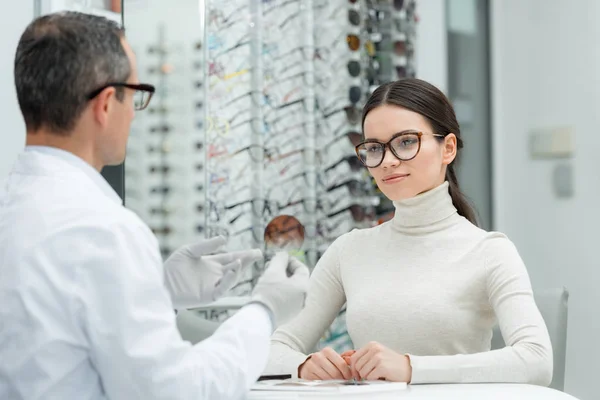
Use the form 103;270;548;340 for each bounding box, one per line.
257;374;292;381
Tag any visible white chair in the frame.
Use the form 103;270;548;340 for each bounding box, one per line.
491;287;569;391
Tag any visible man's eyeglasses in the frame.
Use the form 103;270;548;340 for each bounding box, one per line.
355;131;445;168
87;83;156;111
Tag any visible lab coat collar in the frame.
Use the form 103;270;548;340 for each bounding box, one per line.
18;146;123;205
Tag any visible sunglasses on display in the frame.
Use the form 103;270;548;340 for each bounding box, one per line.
277;158;302;176
324;154;364;175
210;224;265;244
149;206;181;216
393;16;417;34
394;40;415;57
148;165;170;174
319;104;361;126
276;197;320;214
209;198;275;223
148;106;169;115
347;34;360;51
147;64;174;75
326;204;375;222
260;131;359;171
208;5;250;30
213;140;305;164
227;209;249;225
212;32;251;60
151;226;172;235
147;45;173;55
349;86;362;104
327;204;375;223
263;120;308;146
326;178;371;196
150;185;172;195
263;0;302;15
396;65;416;78
348;9;361;26
315;215;352;238
149;124;171;134
147;143;170;153
347;60;361;77
355;131;445;168
279;10;304;30
365;8;387;34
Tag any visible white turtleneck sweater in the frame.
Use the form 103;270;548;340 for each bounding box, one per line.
265;182;553;386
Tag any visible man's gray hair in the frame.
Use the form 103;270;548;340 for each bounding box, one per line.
14;11;131;134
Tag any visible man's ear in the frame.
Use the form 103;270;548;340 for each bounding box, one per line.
442;133;458;165
91;87;116;128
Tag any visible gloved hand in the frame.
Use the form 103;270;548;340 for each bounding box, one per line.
164;236;263;310
250;252;310;329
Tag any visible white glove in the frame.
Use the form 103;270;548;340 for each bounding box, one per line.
164;236;263;310
250;252;310;328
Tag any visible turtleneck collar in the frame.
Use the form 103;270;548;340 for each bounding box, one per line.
391;181;458;233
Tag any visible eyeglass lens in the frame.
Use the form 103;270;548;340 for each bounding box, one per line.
356;133;421;167
134;90;151;110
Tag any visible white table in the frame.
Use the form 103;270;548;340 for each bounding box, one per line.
247;384;579;400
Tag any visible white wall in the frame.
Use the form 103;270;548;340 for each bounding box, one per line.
416;0;448;94
0;3;33;181
491;1;600;399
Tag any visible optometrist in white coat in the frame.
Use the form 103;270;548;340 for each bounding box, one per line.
0;12;309;400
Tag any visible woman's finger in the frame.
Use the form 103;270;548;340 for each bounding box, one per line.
352;347;375;376
323;348;352;380
366;365;385;381
357;355;379;380
341;350;356;358
307;359;337;380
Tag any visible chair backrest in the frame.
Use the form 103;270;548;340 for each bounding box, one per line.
176;310;221;345
490;287;569;391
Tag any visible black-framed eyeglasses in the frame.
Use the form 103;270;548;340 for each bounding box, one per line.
87;83;155;111
355;131;445;168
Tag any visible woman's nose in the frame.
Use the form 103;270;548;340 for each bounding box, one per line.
380;147;400;169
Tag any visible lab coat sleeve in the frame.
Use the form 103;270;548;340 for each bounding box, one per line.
75;218;273;400
408;234;553;386
264;235;347;378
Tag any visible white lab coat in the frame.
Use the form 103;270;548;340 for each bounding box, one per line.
0;146;272;400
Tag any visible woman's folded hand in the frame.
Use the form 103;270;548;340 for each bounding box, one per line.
349;341;412;382
298;347;353;380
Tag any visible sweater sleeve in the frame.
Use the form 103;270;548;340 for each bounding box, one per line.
408;234;553;386
263;235;348;378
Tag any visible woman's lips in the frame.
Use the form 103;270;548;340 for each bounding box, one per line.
382;173;409;184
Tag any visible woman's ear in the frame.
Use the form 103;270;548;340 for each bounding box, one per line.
442;133;458;165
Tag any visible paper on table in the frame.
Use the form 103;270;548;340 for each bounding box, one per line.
251;379;407;393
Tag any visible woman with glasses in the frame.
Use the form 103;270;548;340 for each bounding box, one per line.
264;78;552;386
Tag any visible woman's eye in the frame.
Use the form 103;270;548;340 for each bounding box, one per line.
400;137;418;147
